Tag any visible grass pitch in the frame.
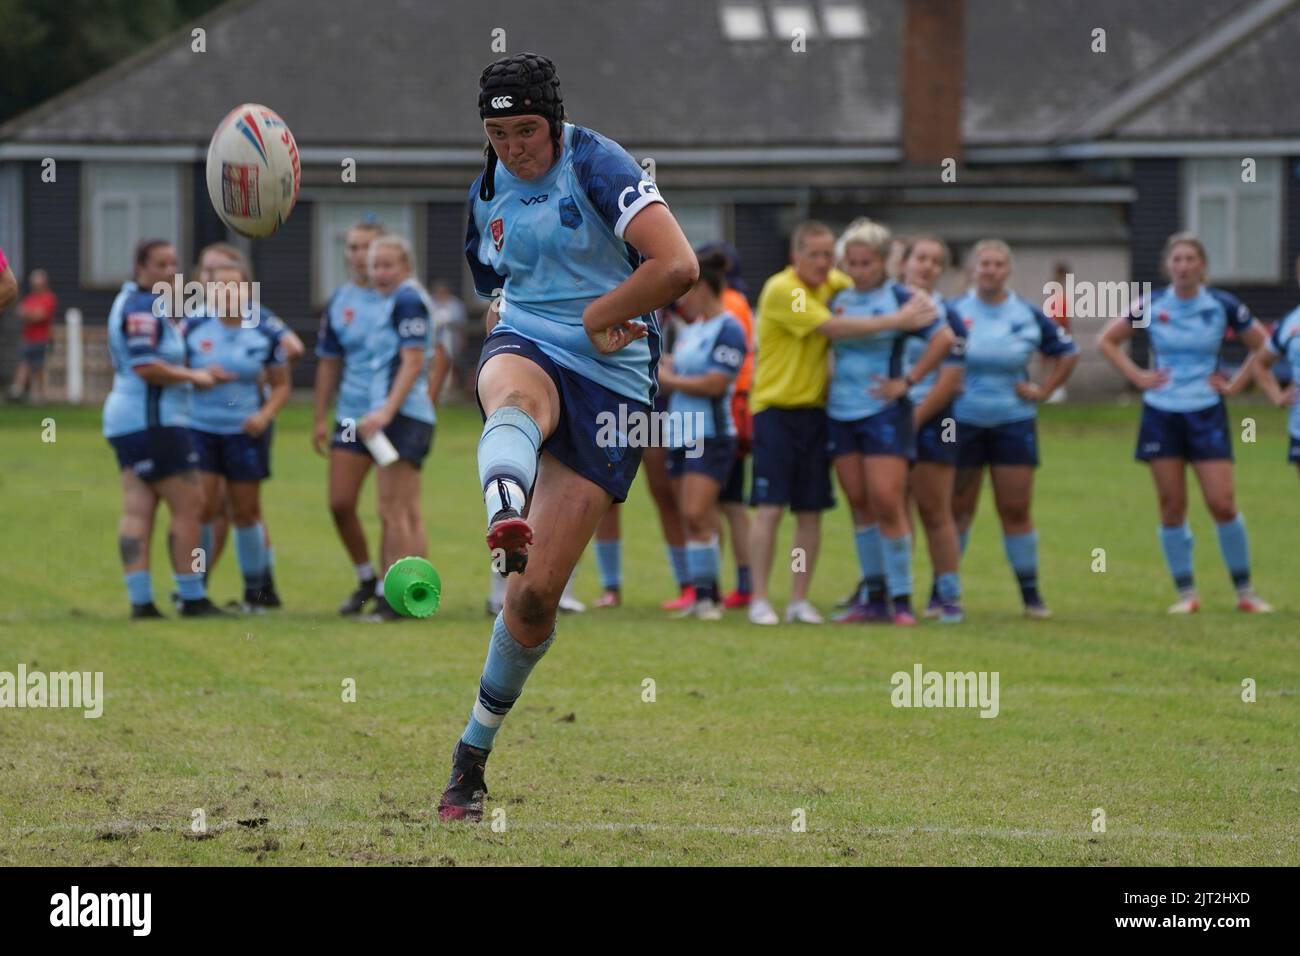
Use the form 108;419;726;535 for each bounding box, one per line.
0;401;1296;865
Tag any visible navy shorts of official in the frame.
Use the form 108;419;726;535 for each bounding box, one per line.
108;426;199;482
476;331;646;502
913;404;959;466
956;418;1039;468
190;429;273;482
749;407;834;511
666;435;737;485
1135;401;1232;462
1289;435;1300;464
332;414;434;468
827;400;916;460
720;450;747;503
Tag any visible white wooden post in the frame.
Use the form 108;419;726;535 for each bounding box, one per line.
65;308;83;403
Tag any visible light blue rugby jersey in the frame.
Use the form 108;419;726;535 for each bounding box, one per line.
1267;305;1300;439
1138;286;1255;414
904;298;967;405
316;282;386;424
668;311;748;443
465;122;667;406
183;309;287;434
948;290;1078;427
366;278;436;425
827;282;934;422
102;281;191;437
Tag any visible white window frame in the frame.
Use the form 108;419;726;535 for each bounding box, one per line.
82;163;185;288
1183;157;1282;283
312;198;422;307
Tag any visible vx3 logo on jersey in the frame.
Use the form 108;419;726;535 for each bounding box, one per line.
519;194;549;205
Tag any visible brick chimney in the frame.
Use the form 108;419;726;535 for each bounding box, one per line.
901;0;964;165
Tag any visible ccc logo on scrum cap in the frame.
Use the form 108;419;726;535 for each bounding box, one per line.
490;96;513;109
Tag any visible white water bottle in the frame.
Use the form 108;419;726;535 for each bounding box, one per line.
363;428;400;467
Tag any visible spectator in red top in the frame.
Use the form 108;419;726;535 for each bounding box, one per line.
8;269;57;403
0;247;16;312
1045;261;1071;403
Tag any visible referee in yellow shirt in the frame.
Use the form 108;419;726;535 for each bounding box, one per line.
748;221;933;625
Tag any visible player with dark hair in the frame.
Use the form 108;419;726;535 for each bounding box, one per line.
103;240;233;617
900;236;967;623
438;53;697;820
656;248;748;619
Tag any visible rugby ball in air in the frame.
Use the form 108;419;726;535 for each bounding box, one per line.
205;103;301;238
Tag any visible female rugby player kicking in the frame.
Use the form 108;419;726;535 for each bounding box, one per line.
438;53;697;820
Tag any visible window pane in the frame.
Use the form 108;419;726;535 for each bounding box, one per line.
720;5;766;40
139;198;175;246
671;203;724;249
1196;195;1229;272
1194;158;1236;187
86;163;180;285
772;5;817;37
1235;194;1278;280
96;200;131;283
823;4;868;38
315;201;416;303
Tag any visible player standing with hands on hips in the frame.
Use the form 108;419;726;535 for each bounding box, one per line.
438;53;698;820
1098;232;1274;613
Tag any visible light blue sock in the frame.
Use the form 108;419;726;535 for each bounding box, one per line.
1214;515;1252;590
686;539;720;597
461;613;555;751
854;525;884;581
595;539;621;590
958;528;970;555
266;545;276;569
882;533;913;598
200;523;214;574
1158;523;1195;593
1003;531;1040;603
125;570;153;605
936;571;961;602
668;545;690;587
478;406;542;520
174;571;205;601
234;522;269;589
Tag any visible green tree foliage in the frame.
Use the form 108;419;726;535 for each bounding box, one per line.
0;0;228;126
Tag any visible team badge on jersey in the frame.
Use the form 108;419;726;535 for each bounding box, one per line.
200;339;214;353
559;196;582;229
490;217;505;252
343;308;355;324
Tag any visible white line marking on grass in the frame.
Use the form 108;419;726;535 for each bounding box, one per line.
9;819;1285;842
